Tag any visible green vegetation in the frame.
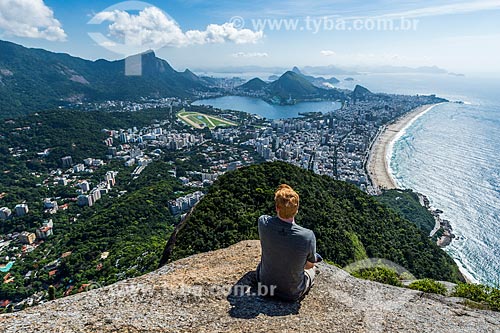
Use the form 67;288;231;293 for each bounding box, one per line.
0;108;182;171
0;40;205;118
352;85;375;100
0;162;181;301
268;71;321;100
236;71;346;104
351;267;403;287
0;108;196;302
345;231;368;261
408;279;447;295
237;70;348;104
238;78;268;92
452;283;500;311
376;189;436;235
170;162;463;282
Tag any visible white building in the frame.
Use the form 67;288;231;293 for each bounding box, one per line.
124;159;135;167
0;207;12;220
73;164;85;173
15;204;29;217
36;220;54;240
120;133;129;143
77;195;93;207
36;226;53;240
43;199;58;213
83;158;94;166
105;171;116;185
80;181;90;192
90;189;101;203
61;156;73;168
168;191;204;215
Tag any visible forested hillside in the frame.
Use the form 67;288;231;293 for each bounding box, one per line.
376;189;436;235
170;162;463;282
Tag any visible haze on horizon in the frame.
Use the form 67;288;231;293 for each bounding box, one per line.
0;0;499;76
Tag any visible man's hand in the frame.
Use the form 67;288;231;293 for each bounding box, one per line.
304;261;315;270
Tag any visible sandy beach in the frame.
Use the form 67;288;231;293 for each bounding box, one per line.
367;104;441;191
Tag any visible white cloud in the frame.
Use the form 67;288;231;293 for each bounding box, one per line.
99;41;118;48
232;52;268;58
94;7;263;49
320;50;336;57
0;0;66;41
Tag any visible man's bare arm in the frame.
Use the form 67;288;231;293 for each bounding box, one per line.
304;261;315;270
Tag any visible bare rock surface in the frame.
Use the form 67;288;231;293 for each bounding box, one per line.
1;240;499;332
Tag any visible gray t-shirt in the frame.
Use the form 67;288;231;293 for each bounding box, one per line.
257;215;316;300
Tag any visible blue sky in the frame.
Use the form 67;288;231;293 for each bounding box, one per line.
1;0;499;75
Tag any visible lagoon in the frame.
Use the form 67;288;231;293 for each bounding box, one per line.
192;96;341;119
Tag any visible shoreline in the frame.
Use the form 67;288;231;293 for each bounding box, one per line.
367;102;478;284
367;103;442;191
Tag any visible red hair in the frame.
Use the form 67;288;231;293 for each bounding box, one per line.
274;184;299;219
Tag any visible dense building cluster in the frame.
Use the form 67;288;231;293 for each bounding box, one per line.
212;96;439;192
77;172;117;207
168;191;204;215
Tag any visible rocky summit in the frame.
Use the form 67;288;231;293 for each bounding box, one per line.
1;240;499;333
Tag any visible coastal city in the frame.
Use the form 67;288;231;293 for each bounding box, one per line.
1;0;499;329
0;81;450;311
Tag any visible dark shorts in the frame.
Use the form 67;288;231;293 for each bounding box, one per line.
256;263;316;301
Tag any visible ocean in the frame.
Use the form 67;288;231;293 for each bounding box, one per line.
390;101;500;285
356;74;500;286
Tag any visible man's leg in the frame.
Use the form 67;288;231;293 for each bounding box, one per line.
302;267;316;296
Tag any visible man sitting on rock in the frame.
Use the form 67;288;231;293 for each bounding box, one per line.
256;184;318;301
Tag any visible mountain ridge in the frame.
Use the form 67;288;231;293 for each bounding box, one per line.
236;70;347;104
292;66;340;86
0;40;206;118
268;71;320;98
238;77;269;92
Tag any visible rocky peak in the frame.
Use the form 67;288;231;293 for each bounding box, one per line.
1;240;499;332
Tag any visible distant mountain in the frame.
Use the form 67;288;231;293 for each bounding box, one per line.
292;66;340;87
192;65;358;76
193;64;453;78
179;68;203;83
192;65;289;74
352;84;374;100
237;78;269;92
304;65;450;75
237;70;346;104
268;71;320;99
302;65;359;76
0;40;207;118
